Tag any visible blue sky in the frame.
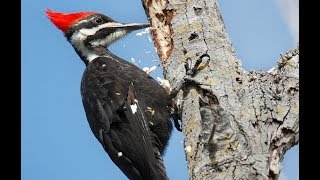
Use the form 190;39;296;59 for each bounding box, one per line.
22;0;299;180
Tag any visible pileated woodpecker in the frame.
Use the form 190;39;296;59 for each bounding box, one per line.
46;9;173;180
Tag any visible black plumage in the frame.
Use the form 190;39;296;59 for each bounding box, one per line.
47;10;173;179
81;53;172;179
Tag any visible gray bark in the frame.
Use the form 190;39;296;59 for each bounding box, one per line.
141;0;299;179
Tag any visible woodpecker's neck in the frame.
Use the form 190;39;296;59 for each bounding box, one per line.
68;26;127;65
73;43;111;65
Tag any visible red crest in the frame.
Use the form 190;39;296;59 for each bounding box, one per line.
45;9;96;33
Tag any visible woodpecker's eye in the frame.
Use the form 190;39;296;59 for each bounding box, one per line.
93;18;103;24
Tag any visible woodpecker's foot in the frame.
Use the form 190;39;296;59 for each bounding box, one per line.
185;53;210;77
170;53;210;98
169;54;211;131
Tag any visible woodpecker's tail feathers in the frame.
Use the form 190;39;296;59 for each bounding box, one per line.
126;83;169;180
151;134;169;180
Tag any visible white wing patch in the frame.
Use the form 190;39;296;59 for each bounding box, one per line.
130;103;137;114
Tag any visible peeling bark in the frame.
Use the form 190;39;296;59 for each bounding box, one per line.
141;0;299;179
141;0;174;66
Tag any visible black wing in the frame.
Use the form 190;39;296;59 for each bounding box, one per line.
81;57;170;179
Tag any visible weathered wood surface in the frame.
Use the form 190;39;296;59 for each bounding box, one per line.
141;0;299;179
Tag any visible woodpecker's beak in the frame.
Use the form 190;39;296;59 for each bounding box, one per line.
84;22;150;47
115;23;150;32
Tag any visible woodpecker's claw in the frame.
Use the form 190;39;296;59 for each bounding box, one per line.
186;54;210;76
170;53;210;98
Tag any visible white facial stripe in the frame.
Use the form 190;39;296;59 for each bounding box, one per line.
90;30;127;47
70;22;146;62
79;22;124;36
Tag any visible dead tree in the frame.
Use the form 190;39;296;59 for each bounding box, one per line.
141;0;299;179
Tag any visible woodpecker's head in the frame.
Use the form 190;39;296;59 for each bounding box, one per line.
45;9;149;63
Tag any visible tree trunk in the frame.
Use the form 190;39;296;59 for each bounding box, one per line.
141;0;299;179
